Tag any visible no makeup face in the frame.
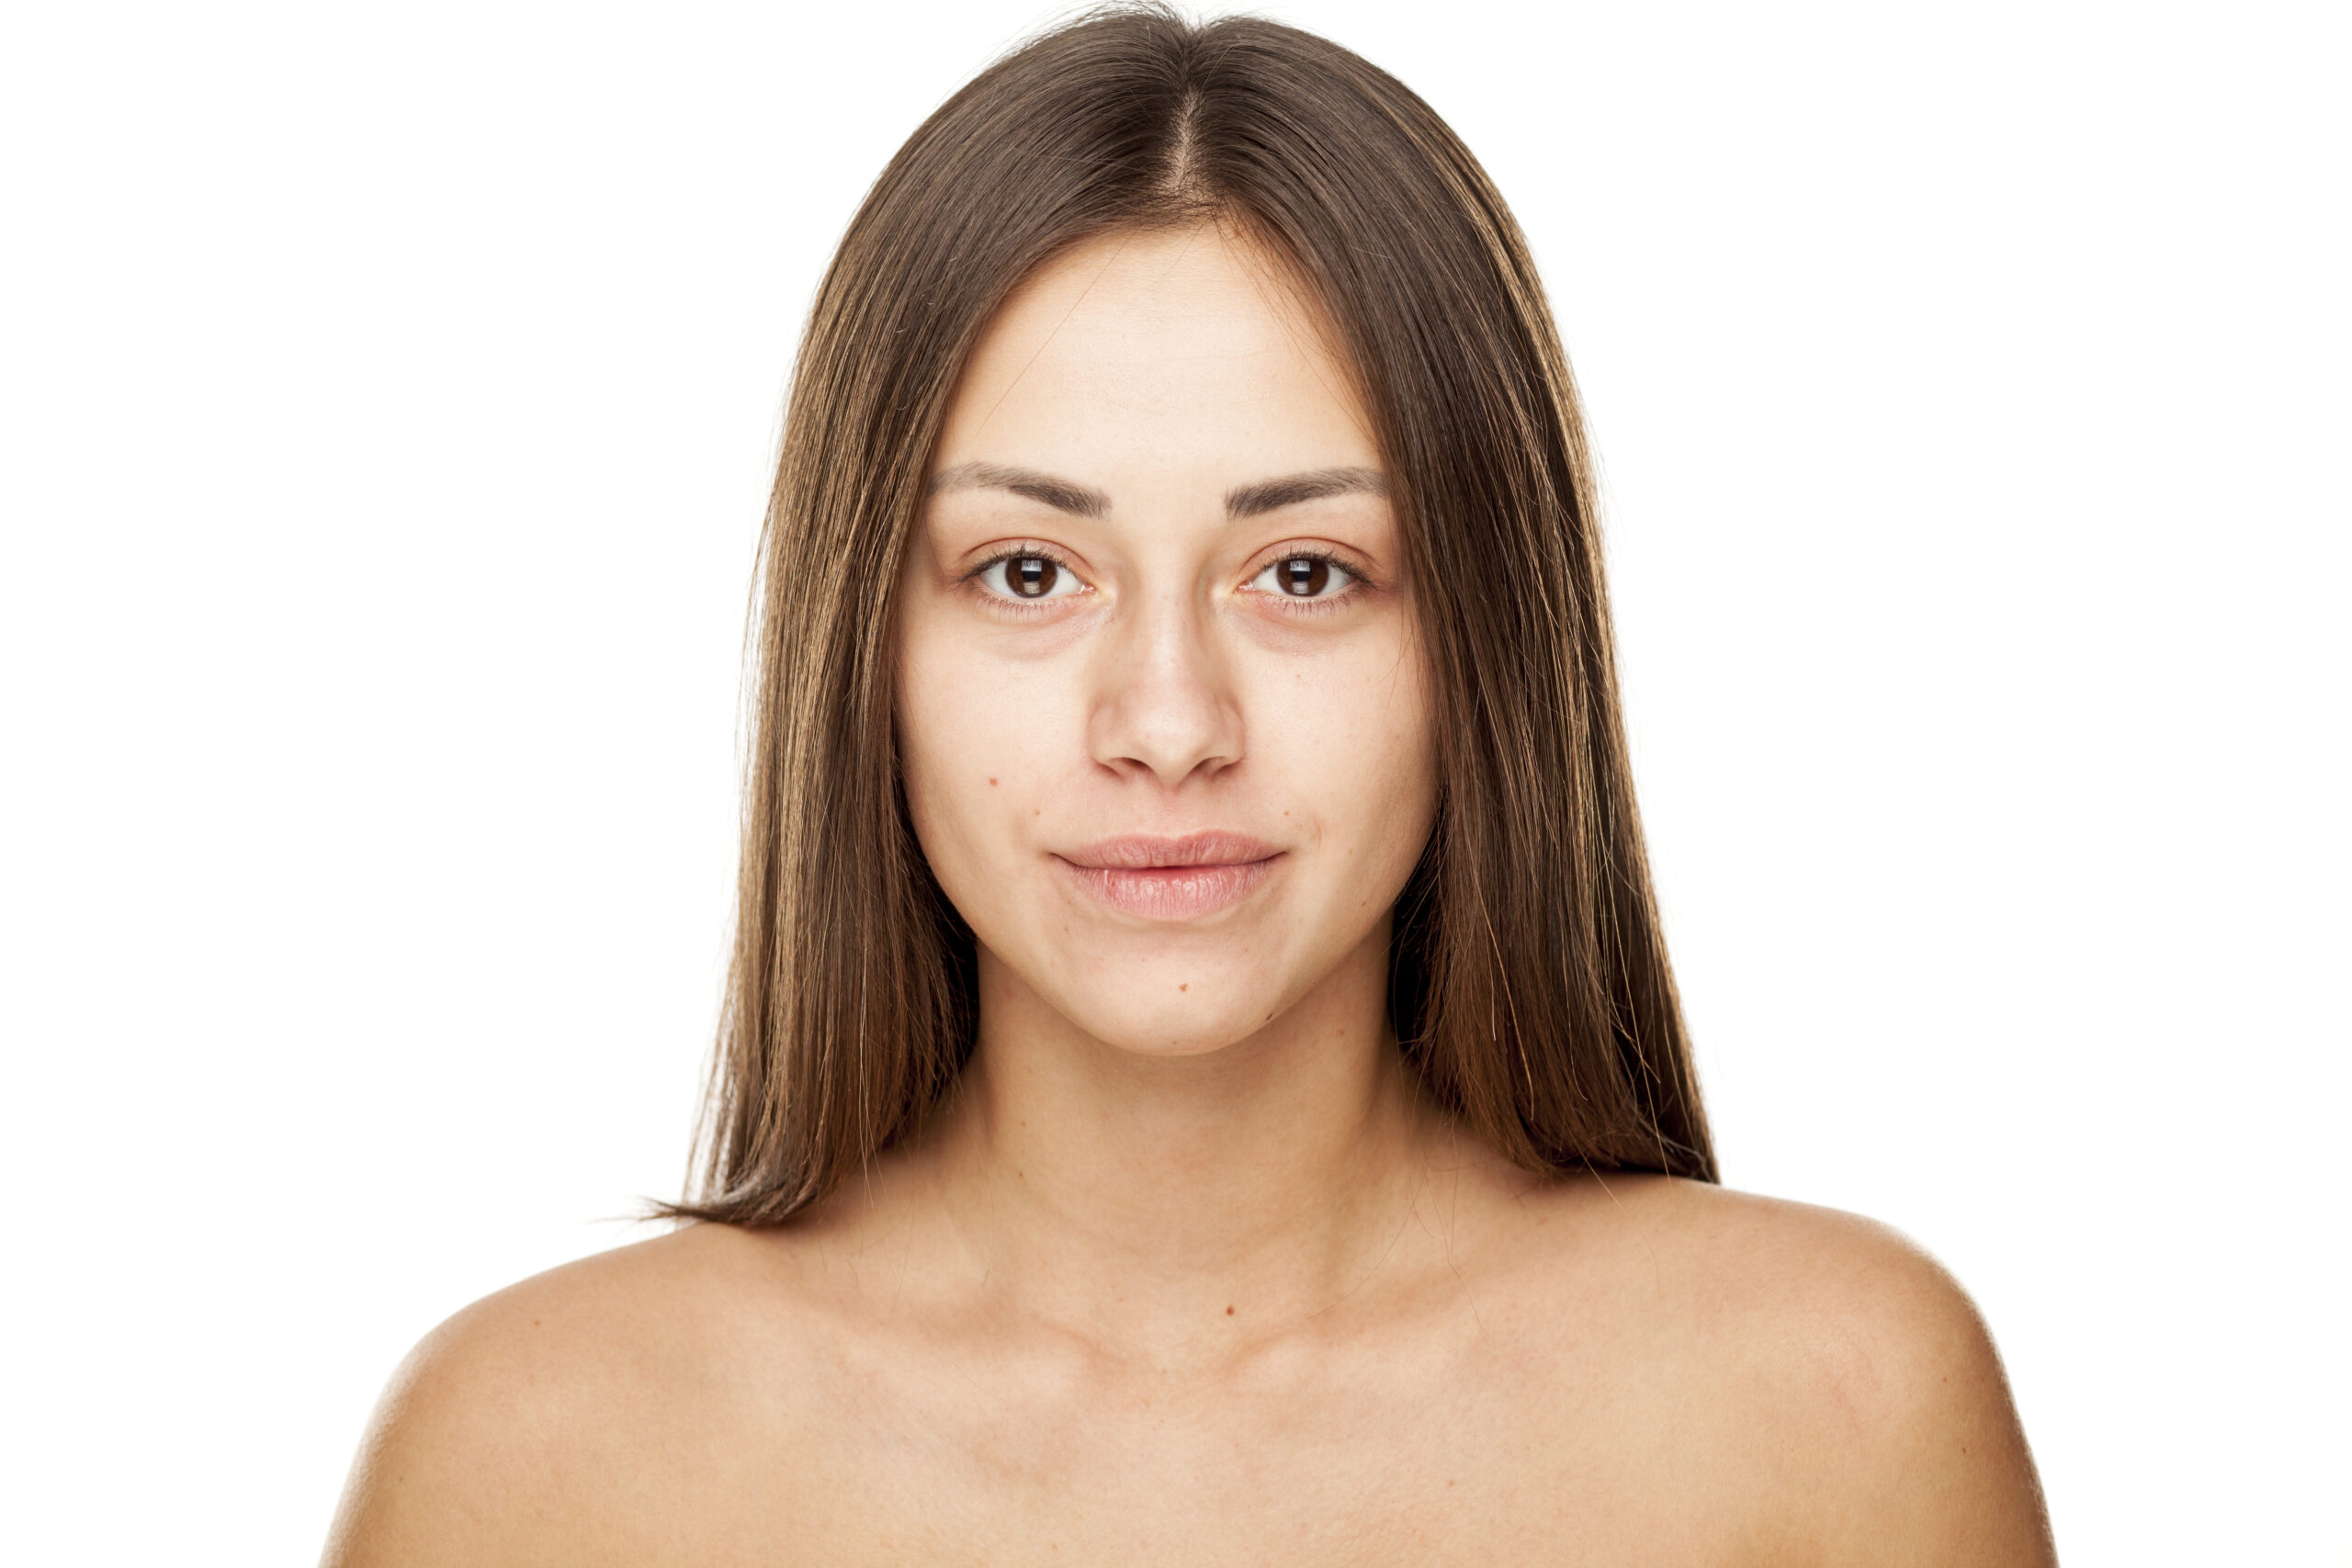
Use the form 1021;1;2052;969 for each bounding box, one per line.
897;224;1437;1058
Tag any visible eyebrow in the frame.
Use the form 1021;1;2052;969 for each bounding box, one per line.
1222;466;1388;518
927;462;1387;521
927;462;1109;519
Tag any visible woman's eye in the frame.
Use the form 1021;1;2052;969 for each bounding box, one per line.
978;554;1082;602
1250;555;1356;599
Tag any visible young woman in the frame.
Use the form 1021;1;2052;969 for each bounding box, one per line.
325;9;2054;1562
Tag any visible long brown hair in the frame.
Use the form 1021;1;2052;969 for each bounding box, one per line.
674;4;1713;1225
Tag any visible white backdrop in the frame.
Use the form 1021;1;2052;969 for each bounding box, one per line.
3;2;2344;1562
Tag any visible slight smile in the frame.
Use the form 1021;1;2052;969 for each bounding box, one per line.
1053;832;1285;921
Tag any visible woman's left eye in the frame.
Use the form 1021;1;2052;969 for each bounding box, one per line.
1248;555;1357;600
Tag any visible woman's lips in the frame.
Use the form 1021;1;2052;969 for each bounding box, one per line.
1054;832;1283;920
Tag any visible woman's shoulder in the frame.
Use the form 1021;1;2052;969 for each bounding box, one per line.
321;1221;825;1566
1480;1173;2053;1561
1498;1173;2007;1417
351;1220;811;1436
1519;1171;1978;1312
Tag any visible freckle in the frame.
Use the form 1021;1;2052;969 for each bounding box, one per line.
1226;1305;1235;1315
1179;983;1188;992
988;777;998;785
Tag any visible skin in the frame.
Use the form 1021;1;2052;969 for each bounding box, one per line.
323;224;2057;1566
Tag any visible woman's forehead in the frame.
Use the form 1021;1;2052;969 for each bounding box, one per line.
935;224;1377;480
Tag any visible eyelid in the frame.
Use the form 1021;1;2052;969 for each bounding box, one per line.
961;539;1081;575
1238;541;1380;592
960;541;1093;605
955;539;1382;605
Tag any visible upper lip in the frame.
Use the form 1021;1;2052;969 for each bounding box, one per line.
1057;831;1282;869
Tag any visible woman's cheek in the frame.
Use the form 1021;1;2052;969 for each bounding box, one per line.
1258;632;1431;826
897;630;999;891
899;623;1064;905
1322;640;1438;898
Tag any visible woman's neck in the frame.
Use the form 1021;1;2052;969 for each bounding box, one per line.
899;923;1475;1355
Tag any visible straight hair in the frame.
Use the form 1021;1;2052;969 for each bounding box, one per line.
675;4;1713;1225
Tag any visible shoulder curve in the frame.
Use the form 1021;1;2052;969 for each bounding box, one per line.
1585;1180;2056;1565
320;1222;813;1567
368;1220;791;1421
1553;1179;2002;1406
1521;1174;1988;1333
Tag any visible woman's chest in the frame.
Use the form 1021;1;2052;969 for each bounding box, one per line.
661;1323;1772;1567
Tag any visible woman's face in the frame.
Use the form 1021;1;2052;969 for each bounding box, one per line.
897;224;1436;1058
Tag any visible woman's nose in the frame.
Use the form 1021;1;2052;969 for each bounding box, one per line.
1085;587;1244;790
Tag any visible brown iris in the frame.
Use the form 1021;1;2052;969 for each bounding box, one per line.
1006;556;1058;597
1275;557;1330;596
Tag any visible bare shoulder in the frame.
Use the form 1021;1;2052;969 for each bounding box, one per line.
1490;1176;2057;1565
1548;1175;1991;1329
1580;1179;2024;1422
321;1223;817;1568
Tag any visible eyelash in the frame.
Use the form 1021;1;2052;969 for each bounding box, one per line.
1241;540;1374;611
961;544;1089;616
958;543;1375;615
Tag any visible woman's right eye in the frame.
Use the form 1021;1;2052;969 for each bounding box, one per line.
975;554;1083;603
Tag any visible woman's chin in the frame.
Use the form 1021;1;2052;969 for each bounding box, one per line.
1051;987;1305;1062
985;913;1387;1064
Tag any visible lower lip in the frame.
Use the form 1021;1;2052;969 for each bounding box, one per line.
1057;856;1281;920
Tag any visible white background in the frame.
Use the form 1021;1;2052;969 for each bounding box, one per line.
3;2;2344;1562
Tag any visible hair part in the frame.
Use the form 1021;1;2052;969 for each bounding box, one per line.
671;3;1713;1226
